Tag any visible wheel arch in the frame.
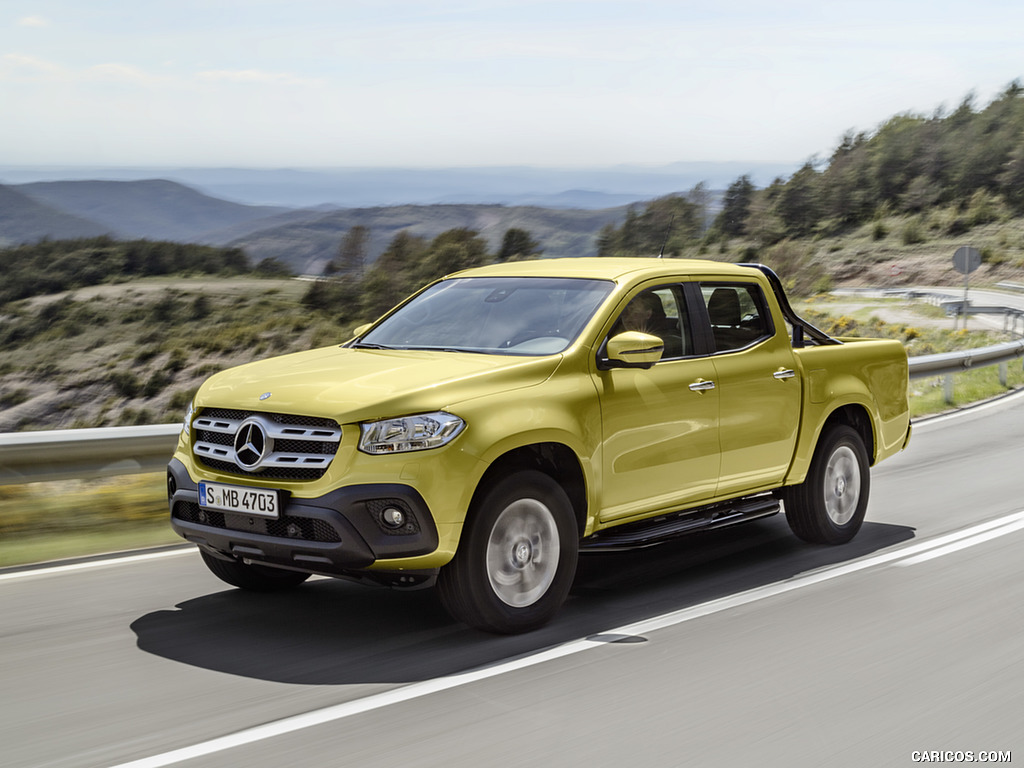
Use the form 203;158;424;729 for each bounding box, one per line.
786;399;878;486
470;443;588;538
821;403;875;465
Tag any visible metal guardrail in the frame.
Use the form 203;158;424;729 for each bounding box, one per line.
1;338;1023;486
0;424;180;485
908;339;1024;379
909;338;1024;404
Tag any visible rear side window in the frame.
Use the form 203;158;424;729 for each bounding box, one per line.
699;283;773;352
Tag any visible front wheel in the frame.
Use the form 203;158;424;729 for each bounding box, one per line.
200;549;311;591
783;424;870;545
437;470;578;634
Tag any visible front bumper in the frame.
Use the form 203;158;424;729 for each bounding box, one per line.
167;458;439;577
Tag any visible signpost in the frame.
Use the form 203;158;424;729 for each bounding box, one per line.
952;246;981;330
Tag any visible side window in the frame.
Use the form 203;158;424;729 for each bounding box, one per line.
609;286;692;360
699;283;772;352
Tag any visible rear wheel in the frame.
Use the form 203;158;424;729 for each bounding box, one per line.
783;424;870;544
438;470;578;634
200;549;311;591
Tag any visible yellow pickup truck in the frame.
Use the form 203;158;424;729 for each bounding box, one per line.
168;258;910;633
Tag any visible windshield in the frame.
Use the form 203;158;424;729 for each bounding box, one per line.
358;276;615;355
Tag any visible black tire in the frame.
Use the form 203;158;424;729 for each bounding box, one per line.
200;549;311;592
437;470;579;634
783;424;870;545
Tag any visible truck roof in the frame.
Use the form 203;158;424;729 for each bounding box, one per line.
452;257;762;282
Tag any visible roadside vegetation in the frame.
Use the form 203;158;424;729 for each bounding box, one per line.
0;473;178;567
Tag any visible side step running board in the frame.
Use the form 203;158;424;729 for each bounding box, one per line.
580;495;781;553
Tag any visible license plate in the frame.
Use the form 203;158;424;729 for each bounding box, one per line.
199;482;279;518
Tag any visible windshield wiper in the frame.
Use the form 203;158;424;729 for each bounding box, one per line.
406;346;487;354
351;342;394;350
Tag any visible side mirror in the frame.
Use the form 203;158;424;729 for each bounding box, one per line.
602;331;664;369
351;323;372;338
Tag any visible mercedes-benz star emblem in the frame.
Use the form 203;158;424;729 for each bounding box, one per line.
234;418;270;470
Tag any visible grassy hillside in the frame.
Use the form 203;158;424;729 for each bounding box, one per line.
0;276;347;432
692;205;1024;296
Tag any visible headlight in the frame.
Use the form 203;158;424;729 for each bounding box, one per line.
181;400;195;439
359;412;465;454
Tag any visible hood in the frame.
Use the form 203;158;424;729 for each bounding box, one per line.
196;345;562;423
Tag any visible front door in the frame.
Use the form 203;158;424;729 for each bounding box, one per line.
596;285;721;522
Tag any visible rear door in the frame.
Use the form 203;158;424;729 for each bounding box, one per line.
692;280;802;497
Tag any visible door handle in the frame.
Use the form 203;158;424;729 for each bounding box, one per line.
689;379;716;392
773;369;796;380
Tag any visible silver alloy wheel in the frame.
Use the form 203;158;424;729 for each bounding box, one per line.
823;445;861;525
485;498;560;608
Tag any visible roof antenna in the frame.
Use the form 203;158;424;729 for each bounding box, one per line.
658;214;675;258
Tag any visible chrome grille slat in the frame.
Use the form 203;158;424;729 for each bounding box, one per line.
192;408;341;481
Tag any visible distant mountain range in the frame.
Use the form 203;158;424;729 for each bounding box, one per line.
0;162;798;273
0;163;797;208
13;179;293;243
0;184;110;243
0;180;627;272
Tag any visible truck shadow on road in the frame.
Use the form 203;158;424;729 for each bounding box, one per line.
130;516;914;686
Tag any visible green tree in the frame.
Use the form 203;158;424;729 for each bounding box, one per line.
416;228;491;284
714;175;755;237
598;196;700;257
360;230;428;320
254;257;293;276
301;277;362;324
687;181;713;235
997;143;1024;212
497;228;543;261
771;163;824;236
328;225;369;277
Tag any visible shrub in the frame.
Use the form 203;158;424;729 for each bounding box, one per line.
142;371;172;398
109;370;141;398
0;388;31;407
965;190;1006;227
116;408;155;426
901;218;926;245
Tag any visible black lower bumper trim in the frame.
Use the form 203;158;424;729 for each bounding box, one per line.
167;458;439;575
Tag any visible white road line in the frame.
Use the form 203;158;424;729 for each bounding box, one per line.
106;509;1024;768
0;547;194;583
896;516;1024;566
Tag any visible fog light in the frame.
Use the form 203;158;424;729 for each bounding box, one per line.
381;507;406;528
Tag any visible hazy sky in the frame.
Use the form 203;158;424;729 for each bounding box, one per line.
2;0;1022;168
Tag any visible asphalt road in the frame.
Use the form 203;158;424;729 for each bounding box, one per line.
2;394;1023;768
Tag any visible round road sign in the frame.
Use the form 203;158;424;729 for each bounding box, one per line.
953;246;982;274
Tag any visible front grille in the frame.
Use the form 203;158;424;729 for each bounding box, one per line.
174;501;342;543
198;458;328;482
191;408;341;481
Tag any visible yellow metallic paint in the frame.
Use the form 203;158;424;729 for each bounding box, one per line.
173;258;910;572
